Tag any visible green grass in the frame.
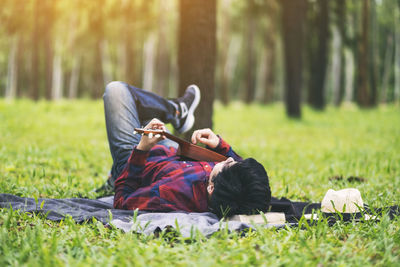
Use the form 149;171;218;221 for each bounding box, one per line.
1;99;400;266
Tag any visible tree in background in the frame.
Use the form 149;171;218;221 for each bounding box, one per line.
280;0;308;118
136;0;157;91
216;0;233;105
178;0;216;130
306;0;330;110
262;0;279;104
1;0;399;113
2;0;27;99
356;0;372;107
369;0;379;106
120;0;139;86
87;0;106;99
244;0;258;103
377;0;400;103
30;0;56;100
332;0;347;106
215;0;246;104
396;0;400;103
30;0;40;100
43;0;55;100
154;1;172;97
63;0;84;99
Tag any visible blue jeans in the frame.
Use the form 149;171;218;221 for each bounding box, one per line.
103;81;179;186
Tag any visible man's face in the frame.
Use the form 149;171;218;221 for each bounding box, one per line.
207;157;237;196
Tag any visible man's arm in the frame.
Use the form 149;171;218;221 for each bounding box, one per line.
114;118;170;209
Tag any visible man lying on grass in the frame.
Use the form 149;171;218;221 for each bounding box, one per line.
101;81;271;218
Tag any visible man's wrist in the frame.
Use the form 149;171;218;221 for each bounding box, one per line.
129;147;150;166
206;136;222;150
137;142;152;151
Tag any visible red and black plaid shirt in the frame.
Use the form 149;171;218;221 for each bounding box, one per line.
114;138;242;212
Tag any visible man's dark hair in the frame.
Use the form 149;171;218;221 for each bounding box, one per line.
209;158;271;218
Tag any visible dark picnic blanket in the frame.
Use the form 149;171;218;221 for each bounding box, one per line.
1;193;398;237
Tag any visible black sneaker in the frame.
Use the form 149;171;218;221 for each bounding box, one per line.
93;178;114;197
174;85;201;134
92;172;114;197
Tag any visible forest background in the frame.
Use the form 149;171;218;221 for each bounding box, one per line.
1;1;400;265
1;0;399;128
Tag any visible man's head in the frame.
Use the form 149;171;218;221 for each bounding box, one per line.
208;157;271;218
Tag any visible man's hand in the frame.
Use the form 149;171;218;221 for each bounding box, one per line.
191;128;220;149
136;118;166;151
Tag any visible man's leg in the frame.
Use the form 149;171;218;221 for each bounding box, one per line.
103;81;180;187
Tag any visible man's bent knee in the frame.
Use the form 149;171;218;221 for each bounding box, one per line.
103;81;129;100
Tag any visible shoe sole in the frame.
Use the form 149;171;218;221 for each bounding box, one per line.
177;85;201;133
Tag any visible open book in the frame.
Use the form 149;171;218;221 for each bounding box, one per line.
229;213;286;225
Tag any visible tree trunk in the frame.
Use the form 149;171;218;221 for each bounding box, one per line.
369;0;378;106
17;35;26;97
244;0;257;103
88;4;105;99
263;0;278;104
5;36;19;99
217;0;231;105
308;0;329;110
154;1;171;97
394;1;400;103
333;0;346;106
221;36;242;104
281;0;307;118
347;0;360;104
68;56;81;99
124;39;136;84
331;26;343;106
142;33;156;91
123;1;137;86
134;1;152;88
65;13;80;99
30;0;40;100
344;48;355;102
44;35;53;100
101;40;112;86
380;35;394;103
51;51;63;100
92;41;105;98
178;0;217;130
43;0;54;100
356;0;370;107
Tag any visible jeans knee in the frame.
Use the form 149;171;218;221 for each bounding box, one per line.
104;81;129;100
